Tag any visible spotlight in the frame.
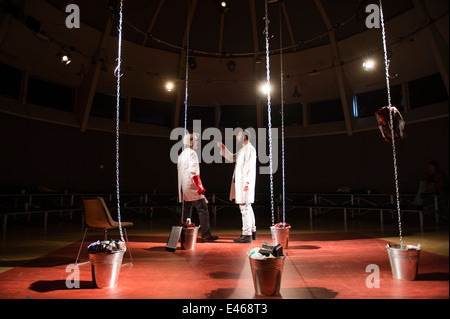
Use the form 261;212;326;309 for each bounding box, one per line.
260;83;271;95
216;0;230;13
226;60;236;72
56;48;72;65
165;81;174;92
363;59;375;71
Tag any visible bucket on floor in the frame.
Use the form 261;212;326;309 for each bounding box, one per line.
386;244;421;281
271;225;291;249
181;226;200;250
89;251;124;288
249;255;286;296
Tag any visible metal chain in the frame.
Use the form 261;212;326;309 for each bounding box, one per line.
379;0;403;247
114;0;125;243
264;0;275;227
279;3;286;224
181;0;191;225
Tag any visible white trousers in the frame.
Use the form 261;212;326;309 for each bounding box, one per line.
239;203;256;236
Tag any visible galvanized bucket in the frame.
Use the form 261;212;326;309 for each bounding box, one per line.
89;251;124;288
181;226;200;250
249;255;286;296
271;226;290;249
386;244;421;281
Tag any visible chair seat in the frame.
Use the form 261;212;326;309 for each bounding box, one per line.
109;221;134;228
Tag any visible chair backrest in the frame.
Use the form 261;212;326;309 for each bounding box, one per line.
82;197;116;229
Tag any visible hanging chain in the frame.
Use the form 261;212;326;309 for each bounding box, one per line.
379;0;403;247
114;0;125;243
264;0;275;227
181;0;191;225
279;3;286;224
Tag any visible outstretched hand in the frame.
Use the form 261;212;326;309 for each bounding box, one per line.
216;141;225;151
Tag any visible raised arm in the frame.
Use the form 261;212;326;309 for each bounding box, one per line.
216;141;236;162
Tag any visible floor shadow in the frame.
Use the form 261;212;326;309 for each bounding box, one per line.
128;236;169;243
145;246;169;252
29;280;95;293
205;288;283;299
416;272;449;281
289;245;321;250
209;271;242;280
282;287;339;299
205;288;237;299
205;287;338;299
1;256;76;268
289;233;371;242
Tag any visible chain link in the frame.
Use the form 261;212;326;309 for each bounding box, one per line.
264;0;275;227
380;0;403;247
181;0;191;225
279;3;286;224
114;0;125;243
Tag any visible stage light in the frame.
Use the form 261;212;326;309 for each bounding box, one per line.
363;59;375;71
165;81;174;92
56;48;72;65
216;0;230;13
260;83;271;95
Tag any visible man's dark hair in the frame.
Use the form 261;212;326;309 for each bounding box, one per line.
243;128;252;141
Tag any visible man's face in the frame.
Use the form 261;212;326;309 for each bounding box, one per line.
193;140;198;150
237;131;243;144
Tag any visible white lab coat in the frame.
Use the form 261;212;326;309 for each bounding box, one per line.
221;143;257;204
177;148;205;203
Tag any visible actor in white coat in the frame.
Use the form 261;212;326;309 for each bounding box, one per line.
217;129;257;243
178;133;218;242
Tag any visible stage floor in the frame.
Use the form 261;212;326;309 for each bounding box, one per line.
0;207;449;302
0;230;448;300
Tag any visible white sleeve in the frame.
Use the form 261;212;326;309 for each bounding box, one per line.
220;145;236;163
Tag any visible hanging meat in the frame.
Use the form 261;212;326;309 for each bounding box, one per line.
375;106;406;142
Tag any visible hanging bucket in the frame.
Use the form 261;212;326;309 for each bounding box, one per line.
271;224;291;249
249;255;286;296
89;251;124;288
386;244;421;281
181;226;200;250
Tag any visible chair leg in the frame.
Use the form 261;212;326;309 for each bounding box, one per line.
122;227;133;266
75;227;88;265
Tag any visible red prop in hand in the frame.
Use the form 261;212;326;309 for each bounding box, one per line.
192;175;206;195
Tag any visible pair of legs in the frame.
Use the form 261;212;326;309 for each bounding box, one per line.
239;203;256;236
182;198;213;240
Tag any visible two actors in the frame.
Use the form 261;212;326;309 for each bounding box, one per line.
177;129;257;243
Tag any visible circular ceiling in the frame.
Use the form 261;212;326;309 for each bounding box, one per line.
0;0;447;137
46;0;415;57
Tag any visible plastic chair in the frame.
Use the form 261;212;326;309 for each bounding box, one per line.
75;197;133;265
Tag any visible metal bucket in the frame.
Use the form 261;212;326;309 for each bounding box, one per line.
89;251;124;288
181;226;199;250
271;226;290;249
386;244;421;281
249;256;286;296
